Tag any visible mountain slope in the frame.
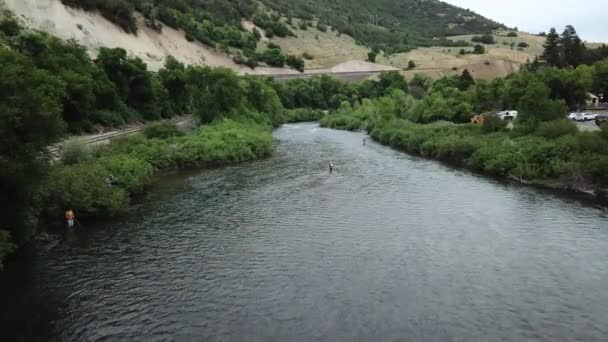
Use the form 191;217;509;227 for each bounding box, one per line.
260;0;506;51
3;0;538;80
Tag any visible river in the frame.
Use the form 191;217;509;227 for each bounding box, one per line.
2;123;608;341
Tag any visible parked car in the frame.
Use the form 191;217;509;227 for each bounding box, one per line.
498;110;518;121
583;113;598;121
596;114;608;126
570;112;598;121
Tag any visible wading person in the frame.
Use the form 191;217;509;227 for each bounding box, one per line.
329;162;334;173
65;209;75;229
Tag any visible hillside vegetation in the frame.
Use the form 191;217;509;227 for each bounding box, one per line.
56;0;505;58
260;0;505;53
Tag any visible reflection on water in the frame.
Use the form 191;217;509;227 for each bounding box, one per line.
2;123;608;341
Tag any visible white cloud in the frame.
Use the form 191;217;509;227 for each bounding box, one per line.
443;0;608;42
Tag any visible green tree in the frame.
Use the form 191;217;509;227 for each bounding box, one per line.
473;44;485;54
96;47;158;119
593;60;608;100
377;71;409;95
286;55;305;72
186;66;245;123
261;47;286;67
561;25;585;68
367;51;377;63
457;69;475;91
0;48;65;246
517;81;568;122
541;28;563;68
408;60;416;69
159;56;190;114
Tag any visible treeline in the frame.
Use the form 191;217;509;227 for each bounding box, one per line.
321;58;608;128
322;88;608;192
536;25;608;68
320;57;608;200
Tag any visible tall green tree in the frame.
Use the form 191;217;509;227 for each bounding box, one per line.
517;81;567;122
0;48;65;246
457;69;475;91
186;66;245;123
541;28;564;68
561;25;585;68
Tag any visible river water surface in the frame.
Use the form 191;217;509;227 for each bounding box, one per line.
2;123;608;341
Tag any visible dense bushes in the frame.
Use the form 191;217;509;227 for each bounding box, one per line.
61;0;137;33
41;120;273;222
143;121;184;139
320;65;608;195
472;34;495;44
367;118;608;190
282;108;325;123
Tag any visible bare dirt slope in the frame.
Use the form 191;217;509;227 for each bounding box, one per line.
1;0;296;73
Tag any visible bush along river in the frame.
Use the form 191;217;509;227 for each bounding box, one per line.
2;123;608;341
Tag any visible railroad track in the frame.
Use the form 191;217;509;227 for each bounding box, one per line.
49;118;191;158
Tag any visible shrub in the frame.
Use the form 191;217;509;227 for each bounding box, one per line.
472;34;495;44
143;121;184;139
368;51;377;63
316;21;327;32
507;32;518;37
0;230;15;270
302;52;314;60
518;42;530;48
600;123;608;141
61;139;92;165
283;108;325;123
473;44;486;54
482;114;507;133
408;60;416;69
535;119;578;139
43;161;130;218
91;110;126;127
0;15;21;36
98;155;153;193
286;55;305;72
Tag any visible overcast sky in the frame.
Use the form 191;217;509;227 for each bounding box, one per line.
444;0;608;42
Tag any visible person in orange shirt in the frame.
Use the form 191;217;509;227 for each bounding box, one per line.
65;209;75;228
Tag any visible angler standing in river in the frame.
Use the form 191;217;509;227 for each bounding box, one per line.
329;162;334;173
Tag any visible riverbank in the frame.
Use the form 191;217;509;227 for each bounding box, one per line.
4;123;608;341
320;96;608;201
40;120;273;226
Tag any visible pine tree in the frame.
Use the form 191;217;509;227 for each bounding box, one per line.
541;28;563;68
561;25;585;68
457;69;475;91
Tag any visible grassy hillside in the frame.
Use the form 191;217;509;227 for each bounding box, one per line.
59;0;504;53
260;0;506;52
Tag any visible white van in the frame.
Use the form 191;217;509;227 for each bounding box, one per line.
498;110;518;121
